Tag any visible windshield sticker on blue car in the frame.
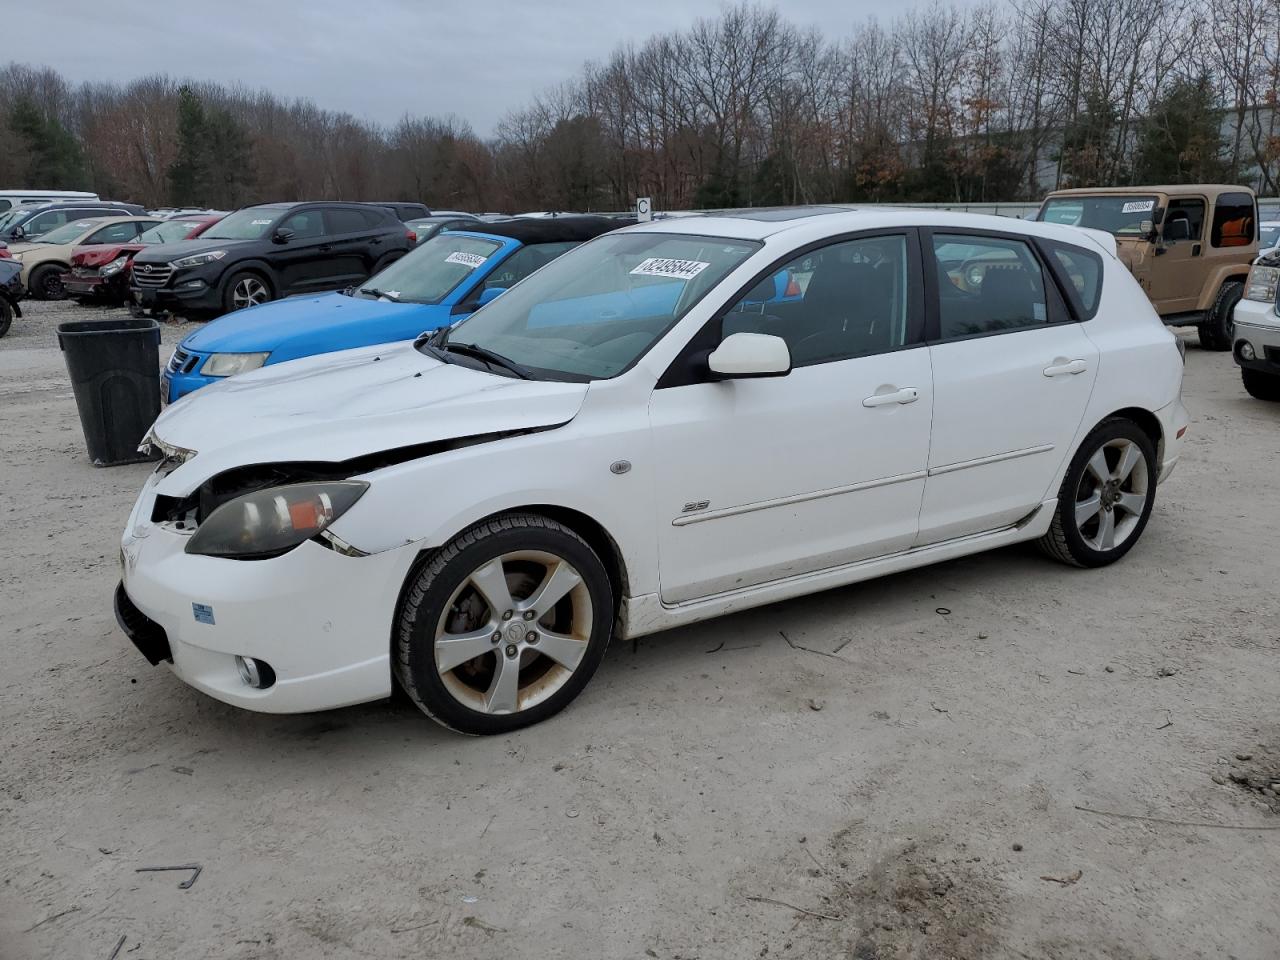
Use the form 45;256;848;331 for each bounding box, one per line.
629;257;710;281
446;251;488;268
192;602;215;625
250;219;273;225
1121;200;1154;214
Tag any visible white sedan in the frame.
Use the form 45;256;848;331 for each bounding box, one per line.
117;207;1189;734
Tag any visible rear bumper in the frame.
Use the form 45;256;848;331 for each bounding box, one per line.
1154;396;1189;484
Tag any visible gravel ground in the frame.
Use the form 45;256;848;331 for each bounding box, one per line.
2;299;1279;960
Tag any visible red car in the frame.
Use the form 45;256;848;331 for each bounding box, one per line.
64;215;222;304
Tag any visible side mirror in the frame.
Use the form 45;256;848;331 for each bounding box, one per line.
707;332;791;379
11;225;24;240
272;227;295;244
477;286;506;306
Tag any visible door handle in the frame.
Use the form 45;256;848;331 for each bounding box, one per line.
862;387;919;408
318;244;333;253
1043;358;1088;377
370;237;383;245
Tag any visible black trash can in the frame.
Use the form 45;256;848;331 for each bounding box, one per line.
57;317;163;467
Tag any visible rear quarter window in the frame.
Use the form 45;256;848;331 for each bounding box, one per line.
1039;239;1103;321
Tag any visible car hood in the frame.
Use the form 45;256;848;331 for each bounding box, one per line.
150;341;590;495
73;243;142;267
181;291;453;359
133;237;258;265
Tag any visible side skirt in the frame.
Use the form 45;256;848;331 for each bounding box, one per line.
619;499;1057;640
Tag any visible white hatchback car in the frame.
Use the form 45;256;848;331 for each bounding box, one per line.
117;207;1189;734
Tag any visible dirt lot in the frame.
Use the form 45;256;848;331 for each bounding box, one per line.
2;299;1278;960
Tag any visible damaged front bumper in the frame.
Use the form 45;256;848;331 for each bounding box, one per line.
117;467;420;713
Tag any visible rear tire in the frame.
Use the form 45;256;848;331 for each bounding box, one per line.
1197;280;1242;351
29;264;66;301
394;513;614;735
1242;367;1280;401
1039;419;1158;568
0;299;12;338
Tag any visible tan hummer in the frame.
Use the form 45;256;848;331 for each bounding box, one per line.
1036;185;1258;349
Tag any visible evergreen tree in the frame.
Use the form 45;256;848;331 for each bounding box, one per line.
1133;75;1231;183
168;85;210;206
8;97;86;188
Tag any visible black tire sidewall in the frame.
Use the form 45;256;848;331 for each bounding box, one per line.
1057;420;1158;568
399;520;614;735
1200;281;1242;350
222;270;273;313
1242;367;1280;401
30;265;65;301
0;299;11;338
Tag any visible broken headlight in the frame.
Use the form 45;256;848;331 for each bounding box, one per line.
185;481;368;559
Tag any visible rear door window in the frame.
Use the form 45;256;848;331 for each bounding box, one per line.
931;234;1051;339
325;208;370;235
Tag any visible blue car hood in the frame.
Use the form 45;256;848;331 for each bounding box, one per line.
181;292;454;360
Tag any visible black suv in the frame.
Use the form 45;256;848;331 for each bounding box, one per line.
363;201;431;221
129;202;413;316
0;201;146;242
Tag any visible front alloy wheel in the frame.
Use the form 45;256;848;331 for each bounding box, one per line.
229;274;272;311
395;514;613;734
1040;419;1157;567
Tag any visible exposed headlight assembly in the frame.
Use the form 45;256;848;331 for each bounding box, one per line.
100;255;131;277
170;250;227;269
1244;264;1280;303
186;481;369;559
201;352;269;377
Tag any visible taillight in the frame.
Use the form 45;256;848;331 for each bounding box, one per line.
0;249;10;259
406;230;416;243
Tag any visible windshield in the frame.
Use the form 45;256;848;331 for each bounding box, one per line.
1040;196;1158;236
1260;224;1280;249
358;233;504;304
139;219;206;244
35;219;104;244
432;231;760;381
0;208;27;232
202;208;285;240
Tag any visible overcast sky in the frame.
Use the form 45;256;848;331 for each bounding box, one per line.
13;0;891;136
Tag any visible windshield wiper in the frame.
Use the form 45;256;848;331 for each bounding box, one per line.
439;341;533;380
359;287;399;301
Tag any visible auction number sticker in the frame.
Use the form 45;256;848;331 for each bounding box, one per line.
1121;200;1155;214
630;257;711;281
446;251;488;268
251;219;273;225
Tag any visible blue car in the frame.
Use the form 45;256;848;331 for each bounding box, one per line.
162;217;627;402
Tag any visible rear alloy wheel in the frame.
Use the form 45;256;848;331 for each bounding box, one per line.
395;514;613;734
29;264;66;301
224;272;273;313
1197;280;1242;351
1039;420;1157;568
1242;367;1280;401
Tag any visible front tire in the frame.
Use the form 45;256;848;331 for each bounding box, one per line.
222;271;274;314
394;513;614;735
28;264;66;301
1039;419;1158;568
1242;367;1280;401
1197;280;1242;351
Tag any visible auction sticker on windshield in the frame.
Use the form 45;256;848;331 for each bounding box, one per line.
1121;200;1155;214
446;251;488;268
630;258;710;281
